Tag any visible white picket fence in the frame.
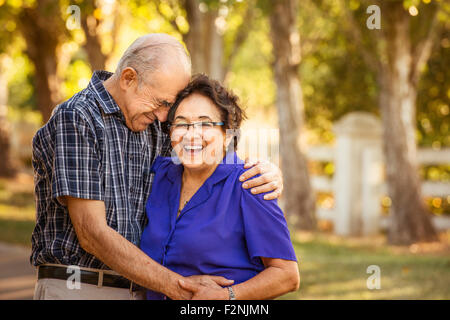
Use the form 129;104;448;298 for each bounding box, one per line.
306;112;450;236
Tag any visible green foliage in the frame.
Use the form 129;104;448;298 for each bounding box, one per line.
417;27;450;147
297;0;379;142
6;51;36;111
227;11;275;115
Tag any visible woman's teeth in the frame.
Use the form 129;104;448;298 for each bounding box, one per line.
183;145;204;157
184;145;203;151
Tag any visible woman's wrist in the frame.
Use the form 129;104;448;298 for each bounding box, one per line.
225;286;236;300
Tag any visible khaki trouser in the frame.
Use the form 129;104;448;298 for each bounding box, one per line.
33;264;146;300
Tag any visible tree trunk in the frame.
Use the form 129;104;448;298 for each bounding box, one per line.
81;14;106;71
379;2;438;244
0;56;15;177
183;0;225;81
80;0;121;71
0;125;13;177
269;0;316;230
18;0;66;123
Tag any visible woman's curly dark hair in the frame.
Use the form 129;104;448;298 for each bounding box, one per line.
167;73;246;150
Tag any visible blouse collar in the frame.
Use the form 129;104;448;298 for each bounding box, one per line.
166;152;243;188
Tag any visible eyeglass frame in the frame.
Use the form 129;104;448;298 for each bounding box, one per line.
168;121;225;132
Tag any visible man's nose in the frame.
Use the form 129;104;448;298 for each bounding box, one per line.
153;107;169;122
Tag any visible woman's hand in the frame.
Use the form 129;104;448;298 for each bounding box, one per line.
239;158;283;200
178;279;229;300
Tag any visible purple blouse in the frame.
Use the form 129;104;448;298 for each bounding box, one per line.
140;152;297;299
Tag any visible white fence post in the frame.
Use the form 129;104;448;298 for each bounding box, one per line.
361;147;384;235
333;112;383;236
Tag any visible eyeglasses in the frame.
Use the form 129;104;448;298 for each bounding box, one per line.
169;121;224;133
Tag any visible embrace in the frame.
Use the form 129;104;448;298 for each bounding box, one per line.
31;33;299;300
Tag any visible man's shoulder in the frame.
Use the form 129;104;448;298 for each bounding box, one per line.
33;89;101;145
52;89;100;122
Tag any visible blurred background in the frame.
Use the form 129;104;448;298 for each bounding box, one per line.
0;0;449;299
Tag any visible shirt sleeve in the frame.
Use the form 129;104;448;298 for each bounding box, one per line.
240;188;297;265
51;108;103;202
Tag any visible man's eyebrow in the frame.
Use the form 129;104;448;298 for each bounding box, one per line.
156;99;172;107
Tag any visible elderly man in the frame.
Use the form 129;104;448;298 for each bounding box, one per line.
31;33;283;300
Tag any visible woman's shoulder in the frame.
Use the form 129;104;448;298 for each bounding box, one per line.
222;156;273;204
219;153;247;182
229;159;266;194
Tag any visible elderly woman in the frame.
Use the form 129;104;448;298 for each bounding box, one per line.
140;74;299;300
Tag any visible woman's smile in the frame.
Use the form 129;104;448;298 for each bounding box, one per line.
182;143;205;157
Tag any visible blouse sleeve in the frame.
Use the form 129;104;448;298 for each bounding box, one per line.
150;156;172;174
240;188;298;265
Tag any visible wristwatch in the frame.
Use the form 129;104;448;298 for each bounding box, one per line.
227;286;236;300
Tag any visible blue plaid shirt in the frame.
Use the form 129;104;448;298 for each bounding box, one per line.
31;71;172;269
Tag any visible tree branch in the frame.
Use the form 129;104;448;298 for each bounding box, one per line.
411;4;440;86
155;0;185;35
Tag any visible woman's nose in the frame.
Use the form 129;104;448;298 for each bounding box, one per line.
184;125;203;138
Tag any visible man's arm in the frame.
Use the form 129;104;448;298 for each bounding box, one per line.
239;159;283;200
66;196;232;299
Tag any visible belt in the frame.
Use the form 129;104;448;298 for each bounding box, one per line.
38;265;143;292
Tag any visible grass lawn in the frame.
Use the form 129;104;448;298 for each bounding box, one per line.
1;174;449;299
281;232;450;300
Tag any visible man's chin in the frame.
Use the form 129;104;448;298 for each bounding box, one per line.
131;119;154;132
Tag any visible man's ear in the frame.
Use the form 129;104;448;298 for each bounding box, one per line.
119;67;138;90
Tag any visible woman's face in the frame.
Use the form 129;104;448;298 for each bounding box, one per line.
170;93;231;170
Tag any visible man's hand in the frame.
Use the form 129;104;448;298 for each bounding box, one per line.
178;279;229;300
239;158;283;200
186;275;234;289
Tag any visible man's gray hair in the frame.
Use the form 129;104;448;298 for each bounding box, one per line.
112;34;191;84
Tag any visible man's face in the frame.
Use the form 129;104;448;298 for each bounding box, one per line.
120;67;190;132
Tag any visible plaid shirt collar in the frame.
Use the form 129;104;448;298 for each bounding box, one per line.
87;70;121;115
